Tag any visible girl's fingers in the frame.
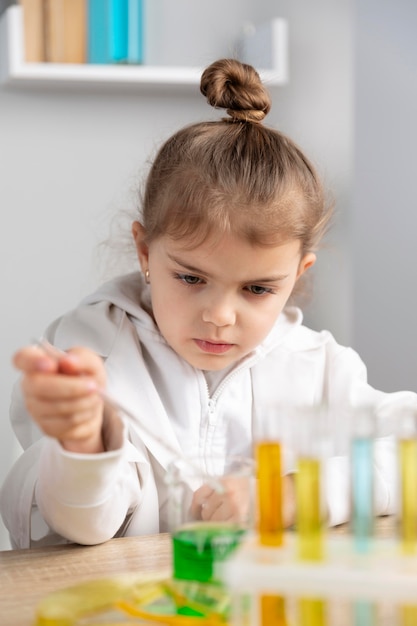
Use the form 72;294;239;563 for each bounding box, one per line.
14;345;106;383
190;484;214;519
37;409;103;441
25;391;105;445
192;478;251;523
200;496;228;521
24;391;102;421
13;346;59;373
191;484;236;522
21;372;97;401
17;345;107;404
56;347;107;384
13;344;108;454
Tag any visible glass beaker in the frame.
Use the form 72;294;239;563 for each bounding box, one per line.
165;455;255;585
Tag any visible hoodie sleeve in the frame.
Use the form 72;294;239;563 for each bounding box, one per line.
323;345;415;526
0;404;147;548
35;424;143;546
1;299;153;548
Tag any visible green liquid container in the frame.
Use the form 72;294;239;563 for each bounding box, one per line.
172;522;246;584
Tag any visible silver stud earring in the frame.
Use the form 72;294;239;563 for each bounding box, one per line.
145;269;150;284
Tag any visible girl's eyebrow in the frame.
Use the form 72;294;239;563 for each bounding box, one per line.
168;253;209;276
167;253;290;283
247;275;290;283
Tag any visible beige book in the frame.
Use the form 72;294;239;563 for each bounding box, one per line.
19;0;46;62
45;0;86;63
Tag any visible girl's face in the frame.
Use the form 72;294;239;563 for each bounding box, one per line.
133;222;315;371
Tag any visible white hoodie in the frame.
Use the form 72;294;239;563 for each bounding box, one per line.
1;272;414;549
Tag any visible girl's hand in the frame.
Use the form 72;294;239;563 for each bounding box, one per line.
190;474;296;529
13;345;107;454
190;476;252;524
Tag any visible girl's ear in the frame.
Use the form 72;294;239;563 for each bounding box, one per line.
132;221;149;273
296;253;316;279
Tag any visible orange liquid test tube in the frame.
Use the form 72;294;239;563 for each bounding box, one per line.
256;439;288;626
256;441;283;547
261;595;287;626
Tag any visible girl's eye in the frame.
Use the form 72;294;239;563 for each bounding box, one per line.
247;285;274;296
176;273;203;285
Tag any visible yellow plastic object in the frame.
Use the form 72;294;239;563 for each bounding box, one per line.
35;575;230;626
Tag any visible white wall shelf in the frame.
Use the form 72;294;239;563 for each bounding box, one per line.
0;5;288;92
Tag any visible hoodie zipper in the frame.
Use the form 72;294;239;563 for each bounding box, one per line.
201;356;258;457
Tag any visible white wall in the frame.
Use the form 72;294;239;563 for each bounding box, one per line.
352;0;417;392
270;0;417;397
267;0;354;345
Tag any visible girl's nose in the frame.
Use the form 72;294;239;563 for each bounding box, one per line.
202;296;237;327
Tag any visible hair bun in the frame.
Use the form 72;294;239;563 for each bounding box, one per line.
200;58;271;123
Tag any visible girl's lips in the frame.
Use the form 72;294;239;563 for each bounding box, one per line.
194;339;234;354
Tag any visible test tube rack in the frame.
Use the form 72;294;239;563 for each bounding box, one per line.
221;406;417;626
222;531;417;626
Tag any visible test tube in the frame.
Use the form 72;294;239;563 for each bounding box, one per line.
257;440;283;546
298;597;327;626
395;409;417;626
350;409;377;626
295;405;329;562
261;595;288;626
297;457;322;560
350;407;375;555
255;408;288;626
353;600;377;626
398;408;417;555
255;407;287;547
399;605;417;626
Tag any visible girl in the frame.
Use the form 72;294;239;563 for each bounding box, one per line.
0;59;413;549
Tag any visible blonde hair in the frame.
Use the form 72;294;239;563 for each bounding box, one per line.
140;58;332;256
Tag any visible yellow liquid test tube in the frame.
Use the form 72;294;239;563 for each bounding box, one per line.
398;439;417;626
298;597;327;626
256;441;283;547
296;457;323;561
400;605;417;626
399;438;417;554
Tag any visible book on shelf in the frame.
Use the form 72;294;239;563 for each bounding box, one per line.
44;0;86;63
127;0;143;64
87;0;109;64
87;0;143;65
19;0;45;62
109;0;128;63
15;0;144;66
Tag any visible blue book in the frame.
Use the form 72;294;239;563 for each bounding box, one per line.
87;0;109;64
109;0;128;63
127;0;143;64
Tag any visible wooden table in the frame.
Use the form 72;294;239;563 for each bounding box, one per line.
0;518;400;626
0;533;172;626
